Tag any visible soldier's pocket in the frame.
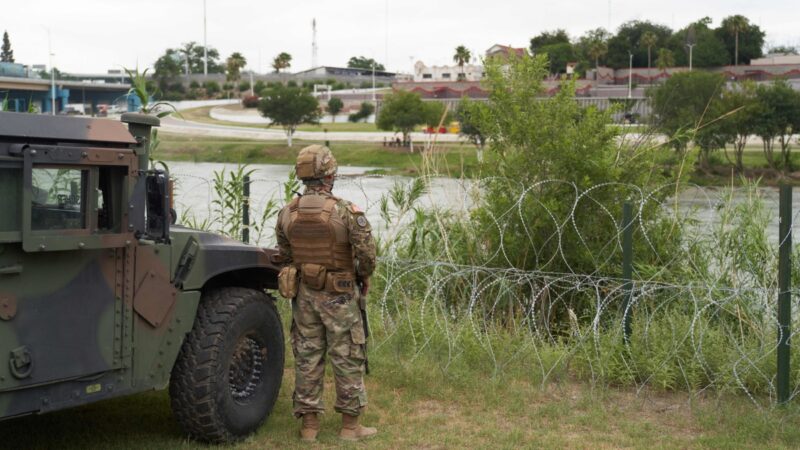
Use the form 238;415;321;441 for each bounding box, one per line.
349;324;366;360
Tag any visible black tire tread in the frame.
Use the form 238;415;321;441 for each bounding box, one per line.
169;287;284;443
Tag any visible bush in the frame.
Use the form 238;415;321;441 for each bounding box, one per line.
203;81;220;95
242;95;260;108
222;82;234;91
254;80;266;93
238;81;251;92
348;102;375;123
189;80;200;89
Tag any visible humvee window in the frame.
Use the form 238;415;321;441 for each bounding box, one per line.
31;168;87;230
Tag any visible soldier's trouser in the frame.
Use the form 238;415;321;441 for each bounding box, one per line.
291;283;367;418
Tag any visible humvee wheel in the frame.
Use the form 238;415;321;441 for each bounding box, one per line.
169;287;285;443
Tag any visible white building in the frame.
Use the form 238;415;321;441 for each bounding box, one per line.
750;53;800;66
413;60;483;82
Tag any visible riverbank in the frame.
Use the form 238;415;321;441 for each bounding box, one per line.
157;133;481;176
159;133;800;186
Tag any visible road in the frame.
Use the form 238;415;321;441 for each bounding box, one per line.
160;115;463;143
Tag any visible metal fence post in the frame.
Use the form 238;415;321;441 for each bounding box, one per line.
242;174;251;244
622;201;634;344
778;184;792;404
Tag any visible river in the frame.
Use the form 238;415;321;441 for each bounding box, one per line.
168;161;797;246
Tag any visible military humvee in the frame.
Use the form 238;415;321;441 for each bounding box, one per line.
0;111;285;443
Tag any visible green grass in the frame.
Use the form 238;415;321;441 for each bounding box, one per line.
2;338;799;449
156;133;481;176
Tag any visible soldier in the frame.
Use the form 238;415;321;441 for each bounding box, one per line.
275;145;378;442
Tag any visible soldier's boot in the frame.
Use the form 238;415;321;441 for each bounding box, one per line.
299;413;321;442
339;412;377;441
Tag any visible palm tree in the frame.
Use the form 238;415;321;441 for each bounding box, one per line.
588;40;608;68
453;45;471;81
640;31;658;82
226;52;247;82
272;52;292;73
726;15;749;66
655;48;675;70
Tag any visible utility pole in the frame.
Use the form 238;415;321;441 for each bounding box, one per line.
311;18;318;68
249;71;254;96
203;0;208;76
686;43;695;71
47;28;55;115
628;52;633;99
372;63;376;103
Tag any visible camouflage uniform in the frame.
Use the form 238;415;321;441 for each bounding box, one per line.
275;148;376;419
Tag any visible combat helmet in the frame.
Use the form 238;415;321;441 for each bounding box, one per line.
296;145;338;181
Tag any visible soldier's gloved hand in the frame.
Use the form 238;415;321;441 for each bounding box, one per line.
360;278;370;297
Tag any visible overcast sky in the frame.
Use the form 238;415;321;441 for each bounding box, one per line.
3;0;798;74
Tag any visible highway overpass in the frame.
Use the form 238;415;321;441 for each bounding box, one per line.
0;76;131;114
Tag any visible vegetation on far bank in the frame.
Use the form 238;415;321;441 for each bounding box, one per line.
157;133;480;176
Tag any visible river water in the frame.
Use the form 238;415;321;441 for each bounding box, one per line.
168;161;797;246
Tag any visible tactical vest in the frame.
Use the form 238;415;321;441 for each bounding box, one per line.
286;194;354;272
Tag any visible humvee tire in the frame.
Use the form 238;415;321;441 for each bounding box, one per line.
169;287;285;443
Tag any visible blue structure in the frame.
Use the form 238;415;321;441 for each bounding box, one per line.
1;76;129;114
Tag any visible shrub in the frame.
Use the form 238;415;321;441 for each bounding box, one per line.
242;95;260;108
238;81;251;92
348;102;375;123
203;81;220;95
189;80;200;89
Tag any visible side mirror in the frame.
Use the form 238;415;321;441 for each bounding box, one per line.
145;171;170;243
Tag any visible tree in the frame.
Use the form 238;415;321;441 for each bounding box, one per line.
666;18;728;68
752;80;800;171
272;52;292;73
724;15;747;66
606;21;672;69
767;45;798;55
716;15;764;65
348;102;374;123
529;30;577;74
423;101;449;128
538;42;577;75
639;31;658;73
655;48;675;70
453;45;472;81
716;81;757;173
257;84;320;146
226;52;247;82
1;31;14;63
588;40;608;68
530;29;570;51
648;71;726;167
376;90;427;143
347;56;385;71
575;28;611;69
463;52;668;275
327;97;343;123
455;98;488;161
178;41;224;74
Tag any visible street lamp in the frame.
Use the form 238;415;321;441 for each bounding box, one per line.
249;70;254;96
203;0;208;76
686;43;696;71
628;52;633;99
46;28;55;115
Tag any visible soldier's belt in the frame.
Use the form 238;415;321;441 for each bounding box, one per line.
299;263;355;294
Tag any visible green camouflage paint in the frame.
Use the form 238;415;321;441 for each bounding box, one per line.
0;111;283;423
